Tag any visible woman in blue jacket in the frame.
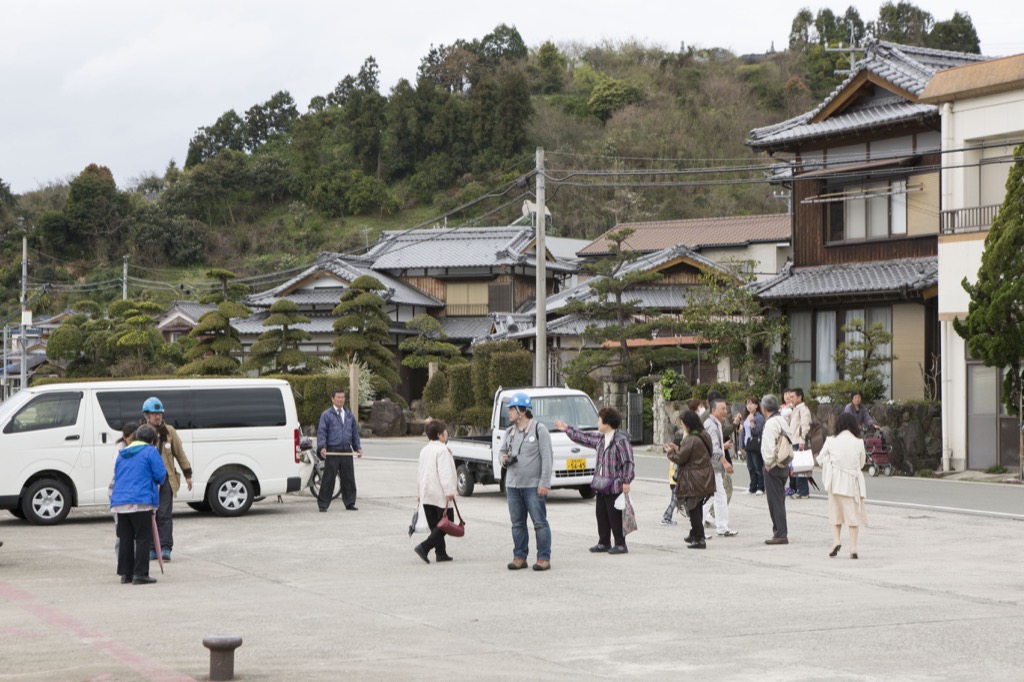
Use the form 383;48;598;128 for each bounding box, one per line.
111;424;167;585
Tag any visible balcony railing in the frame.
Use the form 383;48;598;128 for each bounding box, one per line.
940;204;1001;235
445;303;490;317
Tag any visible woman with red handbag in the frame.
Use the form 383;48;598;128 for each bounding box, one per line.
413;420;459;564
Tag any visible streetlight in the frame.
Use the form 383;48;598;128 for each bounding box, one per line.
18;217;29;392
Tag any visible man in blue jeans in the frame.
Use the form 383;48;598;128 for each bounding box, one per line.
499;393;554;571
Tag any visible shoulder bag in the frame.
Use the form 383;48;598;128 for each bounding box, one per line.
436;499;466;537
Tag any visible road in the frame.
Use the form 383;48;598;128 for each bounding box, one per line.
366;437;1024;519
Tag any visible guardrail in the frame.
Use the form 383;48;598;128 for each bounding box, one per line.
940;204;1001;235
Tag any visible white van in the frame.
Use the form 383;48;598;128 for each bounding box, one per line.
0;379;306;525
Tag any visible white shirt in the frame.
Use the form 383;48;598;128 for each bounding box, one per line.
417;440;457;508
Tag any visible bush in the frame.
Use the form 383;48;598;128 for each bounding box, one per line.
658;369;690;401
269;374;345;429
984;464;1008;475
566;372;599;400
917;469;934;478
423;371;450;422
471;340;526;406
447;364;476;415
489;350;533;392
692;382;745;402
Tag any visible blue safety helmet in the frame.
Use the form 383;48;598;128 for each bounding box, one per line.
142;397;164;413
508;392;532;410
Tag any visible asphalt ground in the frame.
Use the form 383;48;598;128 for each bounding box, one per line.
2;445;1024;681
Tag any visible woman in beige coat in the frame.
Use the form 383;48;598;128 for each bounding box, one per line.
413;419;458;564
816;412;868;559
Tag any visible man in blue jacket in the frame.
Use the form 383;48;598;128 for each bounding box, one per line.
317;389;362;511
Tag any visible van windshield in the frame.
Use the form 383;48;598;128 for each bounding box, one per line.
498;395;599;431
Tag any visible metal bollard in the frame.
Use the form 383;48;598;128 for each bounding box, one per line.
203;634;243;681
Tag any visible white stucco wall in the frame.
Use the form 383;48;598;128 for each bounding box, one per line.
937;236;986;316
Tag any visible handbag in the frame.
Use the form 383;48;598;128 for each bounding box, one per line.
621;493;638;535
791;448;815;474
436;499;465;537
590;473;615;494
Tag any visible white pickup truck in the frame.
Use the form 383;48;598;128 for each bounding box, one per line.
447;387;600;498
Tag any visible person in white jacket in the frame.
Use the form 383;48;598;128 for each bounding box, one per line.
413;419;458;564
816;412;869;559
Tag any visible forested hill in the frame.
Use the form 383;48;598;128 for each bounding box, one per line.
0;3;982;318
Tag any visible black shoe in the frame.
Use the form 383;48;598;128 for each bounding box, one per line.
686;540;706;549
608;545;628;555
683;535;695;543
318;507;328;512
345;505;358;511
588;544;610;553
413;544;430;564
120;575;133;584
435;554;454;562
829;544;842;558
132;576;157;585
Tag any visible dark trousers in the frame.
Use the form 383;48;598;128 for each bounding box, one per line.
419;503;454;558
596;492;625;547
155;480;173;551
790;474;809;496
116;511;153;579
685;499;706;540
318;451;357;509
746;449;765;492
765;466;789;539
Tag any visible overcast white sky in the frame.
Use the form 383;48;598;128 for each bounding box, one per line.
2;0;1021;194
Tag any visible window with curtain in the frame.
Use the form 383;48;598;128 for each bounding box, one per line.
866;306;892;399
823;179;910;242
815;310;838;384
789;311;812;392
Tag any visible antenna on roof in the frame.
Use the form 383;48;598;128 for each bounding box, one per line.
827;26;867;76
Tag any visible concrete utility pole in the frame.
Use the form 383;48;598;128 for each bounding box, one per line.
123;255;129;300
20;222;28;392
533;147;547;387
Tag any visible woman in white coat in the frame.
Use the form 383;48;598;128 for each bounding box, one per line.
413;419;458;564
816;412;868;559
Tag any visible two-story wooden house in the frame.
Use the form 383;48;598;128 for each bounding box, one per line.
747;40;986;400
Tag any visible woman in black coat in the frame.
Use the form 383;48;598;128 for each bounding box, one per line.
664;411;717;549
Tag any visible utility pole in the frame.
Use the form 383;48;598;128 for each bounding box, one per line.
20;220;28;392
123;255;129;300
533;147;547;387
827;27;865;76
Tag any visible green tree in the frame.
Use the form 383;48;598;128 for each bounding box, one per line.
0;177;15;233
684;262;789;394
65;164;130;261
789;8;815;50
822;318;894;402
955;145;1024;416
177;299;250;376
561;228;663;384
871;1;933;46
926;11;980;53
331;275;400;386
242;299;314;374
399;314;466;369
106;299;168;376
533;41;566;94
587;75;646;123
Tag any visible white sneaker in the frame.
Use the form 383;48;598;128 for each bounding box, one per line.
755;490;764;496
660;518;678;526
746;490;756;495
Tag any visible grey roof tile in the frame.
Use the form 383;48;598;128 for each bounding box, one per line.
439;316;495;341
754;257;937;300
748;40;987;150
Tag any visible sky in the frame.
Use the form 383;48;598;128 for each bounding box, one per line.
2;0;1022;195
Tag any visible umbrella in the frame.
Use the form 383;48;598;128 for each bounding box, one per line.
150;512;164;574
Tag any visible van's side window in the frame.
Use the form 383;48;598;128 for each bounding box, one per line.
192;389;286;428
3;392;83;434
97;390;191;430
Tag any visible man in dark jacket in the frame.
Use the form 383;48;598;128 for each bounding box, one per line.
316;389;362;511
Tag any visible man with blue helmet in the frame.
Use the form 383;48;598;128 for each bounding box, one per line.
142;396;193;562
499;391;554;572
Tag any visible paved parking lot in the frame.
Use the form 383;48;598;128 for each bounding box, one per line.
2;456;1023;681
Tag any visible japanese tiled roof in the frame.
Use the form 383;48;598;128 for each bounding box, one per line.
534;243;726;314
364;226;574;272
231;313;337;335
580;214;791;256
752;256;937;300
439;316;495;341
249;253;443;308
161;301;217;325
748;40;987;151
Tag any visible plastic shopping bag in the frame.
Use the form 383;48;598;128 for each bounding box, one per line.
409;503;429;536
622;493;638;536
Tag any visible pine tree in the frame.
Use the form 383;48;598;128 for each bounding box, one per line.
242;299;314;374
331;275;400;386
399;314;466;369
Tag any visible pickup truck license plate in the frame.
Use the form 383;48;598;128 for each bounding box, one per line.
566;458;586;471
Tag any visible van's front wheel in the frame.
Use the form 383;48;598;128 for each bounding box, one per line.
22;479;72;525
456;464;475;497
209;474;255;517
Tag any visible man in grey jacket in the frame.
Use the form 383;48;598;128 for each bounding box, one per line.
500;393;554;571
702;399;738;538
761;394;794;545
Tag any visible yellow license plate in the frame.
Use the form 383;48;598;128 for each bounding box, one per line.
566;458;586;471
